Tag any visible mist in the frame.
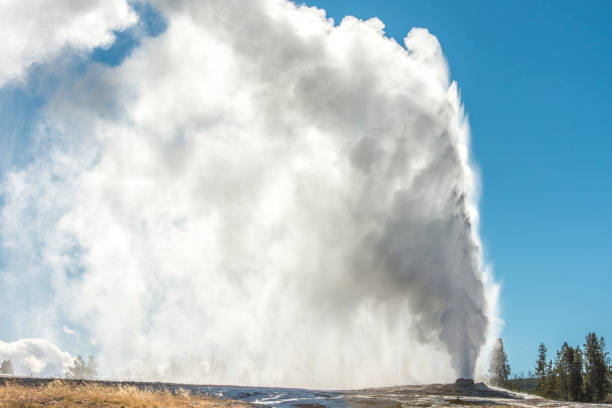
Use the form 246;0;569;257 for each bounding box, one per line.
0;0;498;387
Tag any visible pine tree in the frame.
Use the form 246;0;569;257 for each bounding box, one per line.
535;343;547;395
488;338;511;387
66;355;88;379
555;342;572;400
543;359;557;399
569;346;584;401
86;355;97;380
601;337;611;399
584;333;609;401
0;360;13;375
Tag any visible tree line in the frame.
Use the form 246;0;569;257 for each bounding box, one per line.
489;332;611;402
66;355;98;380
0;355;97;379
0;359;13;375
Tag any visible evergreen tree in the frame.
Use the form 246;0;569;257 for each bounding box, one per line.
0;359;14;375
535;343;547;395
554;342;572;400
66;355;98;380
584;333;609;401
86;355;97;380
543;359;557;399
568;346;584;401
602;338;611;399
488;338;511;387
66;355;88;379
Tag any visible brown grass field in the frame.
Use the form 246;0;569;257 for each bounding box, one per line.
0;380;252;408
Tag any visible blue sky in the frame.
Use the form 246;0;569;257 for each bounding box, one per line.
0;0;610;379
302;0;611;374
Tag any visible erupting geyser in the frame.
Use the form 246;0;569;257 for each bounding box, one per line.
0;0;497;387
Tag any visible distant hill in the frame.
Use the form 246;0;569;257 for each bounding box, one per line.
506;377;538;394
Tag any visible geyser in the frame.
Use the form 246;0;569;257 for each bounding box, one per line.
0;0;497;387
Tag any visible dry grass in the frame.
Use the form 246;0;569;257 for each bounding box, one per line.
0;380;252;408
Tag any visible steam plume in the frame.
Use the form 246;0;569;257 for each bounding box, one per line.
0;338;74;376
0;0;498;387
0;0;136;86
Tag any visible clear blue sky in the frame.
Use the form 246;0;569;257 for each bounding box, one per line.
301;0;611;374
0;0;610;377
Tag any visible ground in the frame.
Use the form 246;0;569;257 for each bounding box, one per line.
0;377;610;407
0;378;252;408
343;379;612;407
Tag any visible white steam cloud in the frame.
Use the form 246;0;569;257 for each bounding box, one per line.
0;0;137;86
0;338;74;376
0;0;499;387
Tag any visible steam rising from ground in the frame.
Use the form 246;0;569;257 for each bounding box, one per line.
0;0;498;387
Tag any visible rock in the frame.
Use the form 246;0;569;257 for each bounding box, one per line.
455;378;475;387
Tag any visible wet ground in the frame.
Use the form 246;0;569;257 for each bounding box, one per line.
1;377;610;407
